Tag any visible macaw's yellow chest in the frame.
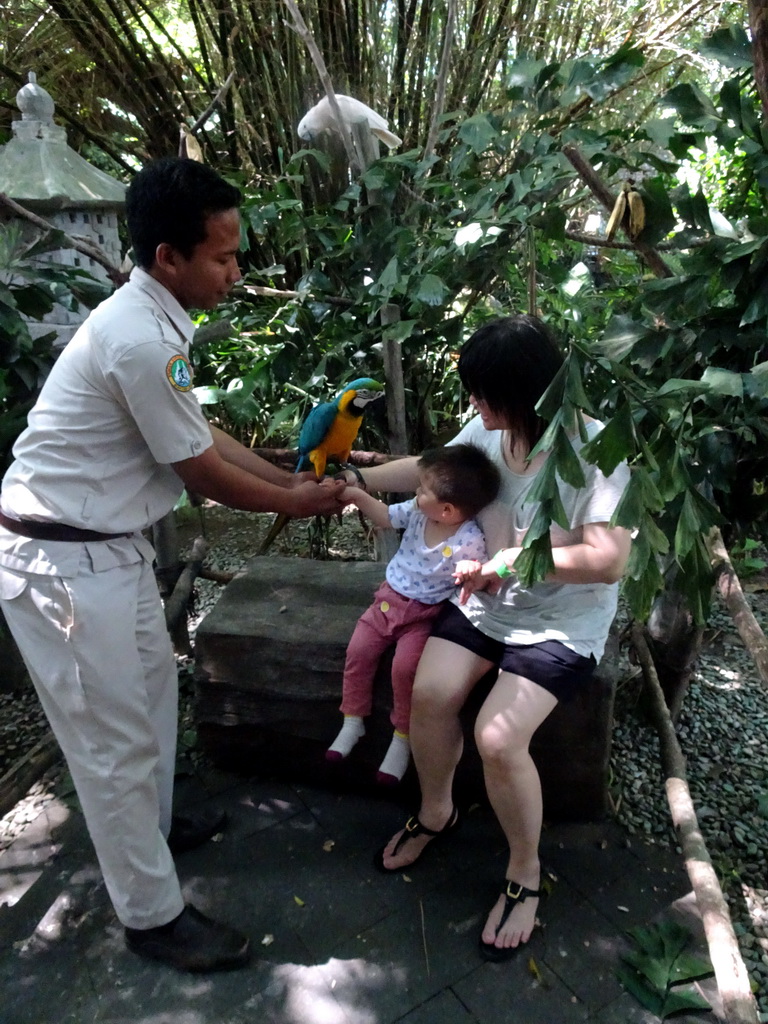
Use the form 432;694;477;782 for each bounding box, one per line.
319;409;363;462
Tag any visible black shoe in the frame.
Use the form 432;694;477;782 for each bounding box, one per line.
125;904;250;972
167;808;227;855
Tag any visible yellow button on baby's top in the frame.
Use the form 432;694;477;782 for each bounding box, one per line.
442;546;453;557
380;601;390;613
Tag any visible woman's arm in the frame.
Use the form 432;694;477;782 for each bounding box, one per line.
337;456;420;494
487;522;632;585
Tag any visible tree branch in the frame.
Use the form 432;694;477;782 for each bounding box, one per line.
630;622;760;1024
562;144;674;278
707;527;768;690
190;70;237;134
565;228;711;251
0;193;126;286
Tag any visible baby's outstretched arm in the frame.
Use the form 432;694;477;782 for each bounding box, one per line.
341;486;393;530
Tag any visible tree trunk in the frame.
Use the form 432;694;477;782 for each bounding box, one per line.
749;0;768;124
644;588;703;722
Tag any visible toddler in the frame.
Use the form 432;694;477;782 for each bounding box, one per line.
327;443;500;783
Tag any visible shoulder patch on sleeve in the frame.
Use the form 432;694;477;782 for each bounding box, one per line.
166;354;193;392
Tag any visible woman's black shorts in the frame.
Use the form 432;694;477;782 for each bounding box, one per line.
430;602;596;702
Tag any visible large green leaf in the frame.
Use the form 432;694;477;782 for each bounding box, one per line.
664;83;721;129
457;114;498;153
580;401;635;475
661;986;712;1016
700;367;743;398
699;25;753;70
415;274;448;307
613;469;665;527
619;920;713;1018
598;316;649;361
638;178;677;247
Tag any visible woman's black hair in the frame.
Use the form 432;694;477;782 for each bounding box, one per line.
417;443;500;517
457;315;564;453
125;157;242;269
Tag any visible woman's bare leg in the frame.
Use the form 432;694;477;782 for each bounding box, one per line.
379;637;492;870
475;673;557;951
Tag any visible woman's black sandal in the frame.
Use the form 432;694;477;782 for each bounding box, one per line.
478;879;542;962
374;807;460;873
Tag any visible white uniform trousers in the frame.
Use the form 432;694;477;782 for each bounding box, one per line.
0;557;185;929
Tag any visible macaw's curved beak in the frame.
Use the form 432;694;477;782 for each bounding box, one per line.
355;387;385;404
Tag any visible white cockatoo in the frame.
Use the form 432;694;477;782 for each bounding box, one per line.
297;94;402;149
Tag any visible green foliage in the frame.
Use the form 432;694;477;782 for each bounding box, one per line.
184;21;768;623
729;538;768;578
617;919;713;1018
0;225;109;470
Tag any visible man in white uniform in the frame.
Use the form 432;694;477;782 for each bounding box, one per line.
0;157;346;972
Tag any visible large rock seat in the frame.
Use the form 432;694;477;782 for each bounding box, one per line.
193;556;618;820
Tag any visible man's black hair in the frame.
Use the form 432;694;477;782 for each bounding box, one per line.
417;443;500;517
125;157;242;269
457;315;564;453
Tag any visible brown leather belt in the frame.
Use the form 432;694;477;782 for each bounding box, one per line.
0;510;132;542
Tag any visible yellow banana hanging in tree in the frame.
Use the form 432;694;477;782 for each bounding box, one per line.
605;184;628;242
626;185;645;241
605;180;646;243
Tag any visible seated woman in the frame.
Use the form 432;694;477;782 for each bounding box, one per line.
337;314;631;962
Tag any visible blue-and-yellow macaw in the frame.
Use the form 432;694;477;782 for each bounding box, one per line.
296;377;385;477
257;377;384;555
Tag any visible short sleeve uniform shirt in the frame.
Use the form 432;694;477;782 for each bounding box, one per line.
0;268;213;577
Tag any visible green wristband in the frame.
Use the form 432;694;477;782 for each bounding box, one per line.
491;549;514;579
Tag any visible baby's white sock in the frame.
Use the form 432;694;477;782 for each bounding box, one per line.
326;715;365;761
376;730;411;784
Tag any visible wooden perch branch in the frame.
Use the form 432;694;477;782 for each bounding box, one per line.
0;192;126;286
561;145;674;279
630;622;759;1024
707;527;768;689
245;448;395;472
164;536;208;656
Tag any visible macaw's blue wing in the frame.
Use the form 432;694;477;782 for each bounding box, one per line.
296;400;339;472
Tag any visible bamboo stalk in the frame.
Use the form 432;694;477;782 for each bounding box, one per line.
707;528;768;689
424;0;456;161
282;0;358;171
630;623;759;1024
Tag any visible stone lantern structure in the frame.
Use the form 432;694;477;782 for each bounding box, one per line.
0;72;126;348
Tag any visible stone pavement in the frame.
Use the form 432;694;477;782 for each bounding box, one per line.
0;766;723;1024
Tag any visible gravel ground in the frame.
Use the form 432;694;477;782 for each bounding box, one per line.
1;503;767;1016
